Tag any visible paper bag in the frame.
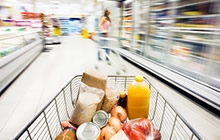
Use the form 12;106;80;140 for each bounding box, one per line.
70;82;104;126
81;69;107;110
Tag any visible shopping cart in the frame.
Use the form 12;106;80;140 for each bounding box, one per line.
14;75;202;140
94;33;127;75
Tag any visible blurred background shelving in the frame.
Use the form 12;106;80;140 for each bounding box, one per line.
0;0;219;113
120;0;133;50
0;31;43;93
119;0;220;111
0;0;219;139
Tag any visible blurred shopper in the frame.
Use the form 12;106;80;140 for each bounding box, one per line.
98;9;111;62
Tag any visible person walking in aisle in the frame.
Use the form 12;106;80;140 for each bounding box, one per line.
98;9;111;63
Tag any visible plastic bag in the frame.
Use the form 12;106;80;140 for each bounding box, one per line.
122;118;155;140
101;80;121;112
153;128;161;140
70;82;104;126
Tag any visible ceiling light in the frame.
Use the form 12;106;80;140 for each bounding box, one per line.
50;0;61;4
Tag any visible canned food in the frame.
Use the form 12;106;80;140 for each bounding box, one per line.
92;110;109;128
76;122;100;140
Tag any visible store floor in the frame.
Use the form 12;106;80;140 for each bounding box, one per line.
0;36;219;140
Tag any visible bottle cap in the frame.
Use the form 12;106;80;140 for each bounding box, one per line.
135;75;144;82
120;91;127;98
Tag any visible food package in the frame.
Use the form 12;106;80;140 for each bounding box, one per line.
101;80;121;112
122;118;158;140
70;82;104;126
81;69;107;110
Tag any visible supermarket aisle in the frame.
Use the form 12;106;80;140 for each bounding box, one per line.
0;36;146;139
0;36;219;140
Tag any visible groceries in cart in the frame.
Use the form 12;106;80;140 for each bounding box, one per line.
122;118;161;140
101;80;121;113
70;82;105;126
15;73;202;140
127;75;150;119
55;127;77;140
54;70;161;140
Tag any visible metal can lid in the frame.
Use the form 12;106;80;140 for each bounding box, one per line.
92;110;109;128
76;122;100;140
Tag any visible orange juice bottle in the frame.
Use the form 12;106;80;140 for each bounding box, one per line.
127;76;150;119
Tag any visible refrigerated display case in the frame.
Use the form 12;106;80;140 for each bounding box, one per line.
118;0;220;111
166;0;220;89
58;18;82;35
58;18;70;35
148;0;220;86
132;0;149;55
120;0;133;50
0;31;43;93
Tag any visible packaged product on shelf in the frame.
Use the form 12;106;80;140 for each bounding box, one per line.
70;82;104;126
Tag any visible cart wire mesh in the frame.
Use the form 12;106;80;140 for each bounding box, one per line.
14;75;202;140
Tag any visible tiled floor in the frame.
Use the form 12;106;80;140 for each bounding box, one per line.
0;36;219;140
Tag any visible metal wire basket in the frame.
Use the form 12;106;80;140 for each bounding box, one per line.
14;75;202;140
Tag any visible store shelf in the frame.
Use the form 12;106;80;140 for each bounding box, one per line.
134;40;146;43
133;47;142;52
131;0;149;55
176;14;220;19
172;37;220;46
151;2;165;7
123;13;132;16
0;31;43;93
170;27;220;31
149;34;169;39
174;0;210;9
58;17;81;35
122;20;132;22
121;26;133;28
116;47;220;110
170;54;220;87
124;7;132;11
121;37;132;41
120;0;133;49
122;31;132;34
151;7;171;12
122;44;131;48
156;17;171;20
118;0;220;100
170;29;220;35
137;31;147;35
